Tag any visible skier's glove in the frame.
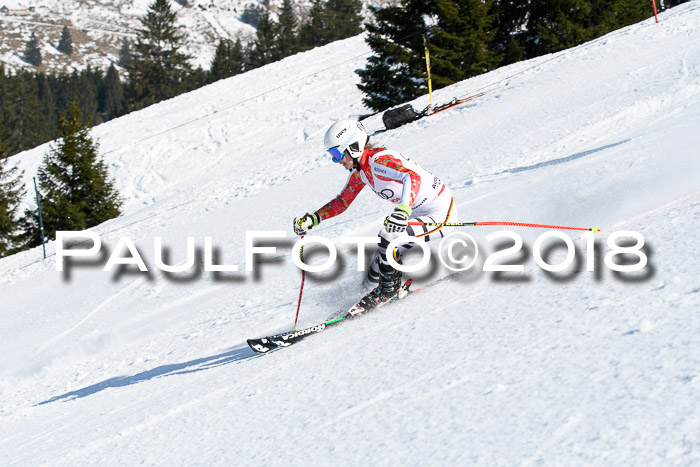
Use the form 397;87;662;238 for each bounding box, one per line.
293;212;320;236
384;204;412;233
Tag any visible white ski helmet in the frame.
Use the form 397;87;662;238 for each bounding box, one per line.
324;120;368;162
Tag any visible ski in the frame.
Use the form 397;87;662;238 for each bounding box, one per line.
247;273;460;354
246;315;344;354
428;92;486;116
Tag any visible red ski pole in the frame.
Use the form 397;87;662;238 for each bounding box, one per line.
292;237;305;330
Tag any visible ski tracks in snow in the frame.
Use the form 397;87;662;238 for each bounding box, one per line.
521;412;586;465
33;276;147;356
316;362;463;431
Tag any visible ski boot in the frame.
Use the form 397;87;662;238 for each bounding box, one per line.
351;269;404;316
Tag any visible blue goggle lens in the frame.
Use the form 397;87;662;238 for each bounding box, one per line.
327;146;345;162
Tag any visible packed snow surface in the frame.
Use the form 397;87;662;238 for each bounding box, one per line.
2;2;700;465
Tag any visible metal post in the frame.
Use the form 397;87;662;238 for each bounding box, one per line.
33;177;46;259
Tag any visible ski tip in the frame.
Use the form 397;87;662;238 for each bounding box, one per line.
591;227;601;234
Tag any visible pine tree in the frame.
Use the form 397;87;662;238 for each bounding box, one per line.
127;0;193;110
358;0;502;112
57;25;73;55
118;38;132;68
491;0;529;65
428;0;501;88
35;73;56;143
589;0;651;36
209;38;246;83
299;0;325;50
241;3;265;27
2;69;53;157
83;68;103;121
521;0;651;59
320;0;363;42
299;0;363;50
23;102;121;245
3;70;45;155
54;69;100;124
0;65;7;140
247;8;279;68
24;32;42;67
50;71;74;120
98;64;126;120
524;0;595;57
276;0;299;58
187;65;207;91
0;139;26;257
356;1;432;112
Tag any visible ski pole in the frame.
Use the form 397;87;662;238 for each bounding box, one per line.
408;221;600;233
292;236;305;330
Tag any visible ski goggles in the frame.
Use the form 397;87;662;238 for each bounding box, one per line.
327;146;346;162
328;141;360;162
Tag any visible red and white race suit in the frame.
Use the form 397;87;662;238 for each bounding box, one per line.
315;147;458;281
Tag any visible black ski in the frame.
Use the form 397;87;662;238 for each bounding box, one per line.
247;273;459;354
246;319;340;354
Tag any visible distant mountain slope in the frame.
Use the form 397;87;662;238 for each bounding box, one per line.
0;0;337;74
0;0;254;73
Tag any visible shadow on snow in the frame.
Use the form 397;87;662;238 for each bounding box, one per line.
36;344;258;406
463;139;630;186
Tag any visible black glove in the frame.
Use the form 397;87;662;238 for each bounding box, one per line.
293;212;320;236
384;204;412;233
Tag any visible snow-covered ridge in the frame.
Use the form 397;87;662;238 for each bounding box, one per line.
1;2;699;464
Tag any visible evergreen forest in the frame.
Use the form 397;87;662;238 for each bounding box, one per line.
0;0;366;158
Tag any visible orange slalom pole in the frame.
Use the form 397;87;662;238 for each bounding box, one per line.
408;221;600;233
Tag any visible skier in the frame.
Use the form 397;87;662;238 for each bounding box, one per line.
293;119;458;309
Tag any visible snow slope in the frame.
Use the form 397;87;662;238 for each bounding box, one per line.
2;2;700;464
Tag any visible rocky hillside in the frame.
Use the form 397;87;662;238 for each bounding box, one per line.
0;0;305;74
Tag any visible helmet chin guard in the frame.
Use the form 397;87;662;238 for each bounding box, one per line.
324;120;369;161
